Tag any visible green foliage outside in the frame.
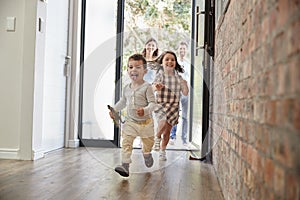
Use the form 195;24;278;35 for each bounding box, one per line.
123;0;192;71
120;0;204;145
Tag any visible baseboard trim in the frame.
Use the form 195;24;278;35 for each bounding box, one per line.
67;139;80;148
0;148;19;159
32;149;45;160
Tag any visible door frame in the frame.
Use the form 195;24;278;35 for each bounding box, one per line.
77;0;213;150
78;0;124;147
189;0;214;160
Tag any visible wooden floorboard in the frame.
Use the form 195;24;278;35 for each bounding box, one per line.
0;148;224;200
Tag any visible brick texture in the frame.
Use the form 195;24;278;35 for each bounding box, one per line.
212;0;300;199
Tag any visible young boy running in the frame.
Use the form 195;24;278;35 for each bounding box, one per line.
109;54;156;177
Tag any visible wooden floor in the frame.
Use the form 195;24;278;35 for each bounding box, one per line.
0;148;224;200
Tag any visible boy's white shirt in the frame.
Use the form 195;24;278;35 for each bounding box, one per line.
113;81;156;122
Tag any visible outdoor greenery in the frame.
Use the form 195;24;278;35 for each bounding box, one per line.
123;0;192;70
119;0;204;146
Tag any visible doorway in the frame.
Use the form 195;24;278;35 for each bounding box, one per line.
122;0;194;150
79;0;206;152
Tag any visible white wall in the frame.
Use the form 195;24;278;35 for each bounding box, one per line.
0;0;81;160
0;0;43;160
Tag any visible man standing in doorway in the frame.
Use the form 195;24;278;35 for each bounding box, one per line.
170;41;190;146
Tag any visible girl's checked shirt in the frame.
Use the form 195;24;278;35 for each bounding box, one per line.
154;68;185;126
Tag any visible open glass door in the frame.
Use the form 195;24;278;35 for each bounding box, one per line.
79;0;123;147
190;0;215;160
189;0;205;155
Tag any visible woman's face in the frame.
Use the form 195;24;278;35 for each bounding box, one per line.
145;41;157;53
162;53;176;72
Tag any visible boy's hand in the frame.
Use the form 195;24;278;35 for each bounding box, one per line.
107;105;123;128
109;111;114;119
136;108;144;116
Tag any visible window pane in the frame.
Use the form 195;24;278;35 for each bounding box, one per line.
82;1;118;140
191;0;205;148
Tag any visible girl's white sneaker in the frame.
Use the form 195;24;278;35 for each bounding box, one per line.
159;150;167;161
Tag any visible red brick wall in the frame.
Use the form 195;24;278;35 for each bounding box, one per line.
212;0;300;199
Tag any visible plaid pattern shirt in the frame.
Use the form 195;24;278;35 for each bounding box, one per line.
154;69;184;125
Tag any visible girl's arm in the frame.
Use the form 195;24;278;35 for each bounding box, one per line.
181;79;189;96
152;71;164;91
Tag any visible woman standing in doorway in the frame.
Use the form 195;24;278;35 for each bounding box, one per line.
142;38;160;84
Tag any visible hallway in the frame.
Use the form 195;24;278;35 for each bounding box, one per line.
0;148;224;200
0;0;299;200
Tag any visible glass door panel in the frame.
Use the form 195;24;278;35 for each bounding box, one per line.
80;1;119;147
191;48;204;148
190;0;205;151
